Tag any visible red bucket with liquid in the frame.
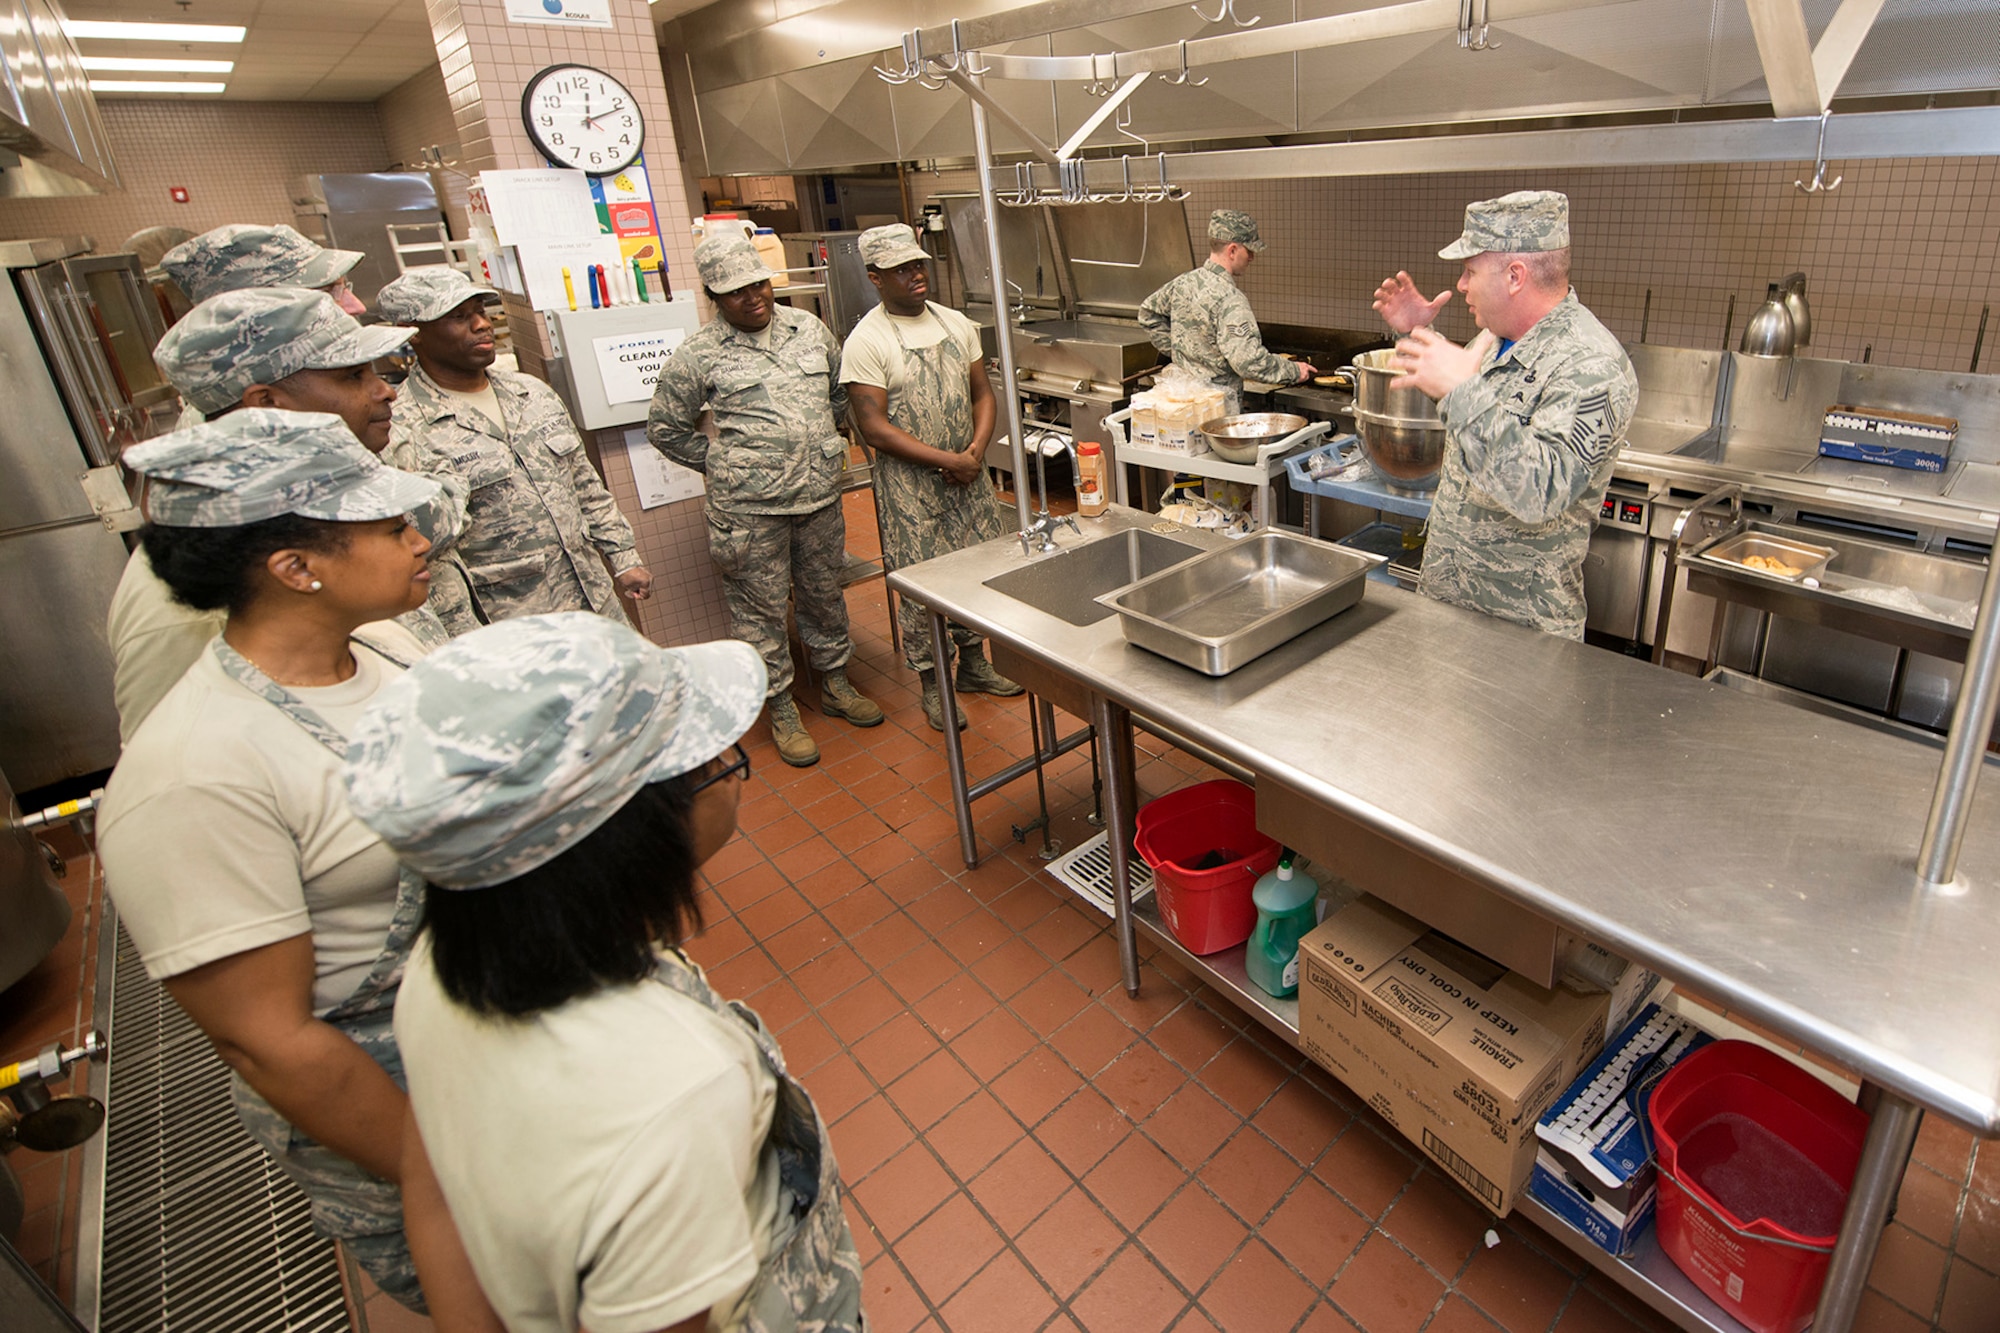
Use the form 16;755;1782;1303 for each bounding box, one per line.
1132;780;1280;955
1648;1040;1868;1333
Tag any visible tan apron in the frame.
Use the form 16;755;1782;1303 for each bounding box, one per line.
209;637;428;1306
653;950;865;1331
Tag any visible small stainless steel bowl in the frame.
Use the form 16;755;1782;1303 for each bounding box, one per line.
1199;412;1308;464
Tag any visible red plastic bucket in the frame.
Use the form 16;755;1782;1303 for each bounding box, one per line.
1648;1040;1868;1333
1132;780;1280;955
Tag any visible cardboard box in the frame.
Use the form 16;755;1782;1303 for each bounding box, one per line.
1531;1153;1659;1255
1529;1002;1711;1254
1297;896;1657;1213
1819;404;1957;473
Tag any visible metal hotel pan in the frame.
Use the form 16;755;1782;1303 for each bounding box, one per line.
1095;530;1386;675
1694;531;1835;582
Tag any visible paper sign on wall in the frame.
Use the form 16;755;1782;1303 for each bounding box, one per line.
504;0;613;29
479;169;602;245
595;328;687;406
623;428;704;510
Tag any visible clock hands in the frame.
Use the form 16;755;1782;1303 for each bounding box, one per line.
582;97;624;131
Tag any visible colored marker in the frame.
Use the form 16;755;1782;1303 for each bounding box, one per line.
562;266;576;311
633;257;649;303
595;265;610;308
587;265;600;308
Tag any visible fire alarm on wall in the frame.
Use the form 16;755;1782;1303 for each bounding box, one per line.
169;187;189;203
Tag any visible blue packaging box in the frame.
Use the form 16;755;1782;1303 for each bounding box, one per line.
1531;1002;1711;1255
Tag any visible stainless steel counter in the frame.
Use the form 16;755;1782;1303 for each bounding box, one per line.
889;506;2000;1135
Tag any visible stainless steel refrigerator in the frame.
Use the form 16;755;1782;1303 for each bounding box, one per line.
290;172;449;310
0;238;176;791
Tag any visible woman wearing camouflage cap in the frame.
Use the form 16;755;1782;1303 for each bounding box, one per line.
97;410;482;1313
346;613;864;1333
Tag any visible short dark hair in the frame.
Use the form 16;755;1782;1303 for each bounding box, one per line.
418;777;707;1019
140;515;350;615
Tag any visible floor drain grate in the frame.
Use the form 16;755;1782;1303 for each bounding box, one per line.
96;922;350;1332
1047;831;1155;918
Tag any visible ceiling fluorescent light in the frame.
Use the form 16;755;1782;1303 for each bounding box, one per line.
64;21;246;43
81;57;235;73
88;80;229;94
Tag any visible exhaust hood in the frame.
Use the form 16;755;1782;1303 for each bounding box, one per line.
663;0;2000;176
0;0;119;197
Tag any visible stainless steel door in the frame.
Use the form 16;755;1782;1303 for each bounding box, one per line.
1584;519;1649;639
0;519;129;788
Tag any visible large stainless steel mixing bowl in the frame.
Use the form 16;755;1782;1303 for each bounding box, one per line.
1336;350;1447;492
1198;412;1309;464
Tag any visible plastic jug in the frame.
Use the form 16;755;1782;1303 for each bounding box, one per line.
1244;858;1319;998
1076;440;1108;516
753;227;789;287
692;213;754;243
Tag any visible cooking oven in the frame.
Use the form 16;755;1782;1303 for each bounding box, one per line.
1;238;176;789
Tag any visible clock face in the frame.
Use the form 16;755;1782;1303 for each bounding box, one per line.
520;64;645;176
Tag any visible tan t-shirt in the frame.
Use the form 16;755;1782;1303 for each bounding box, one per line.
395;942;782;1333
839;302;982;425
435;378;504;432
99;625;428;1013
107;545;228;744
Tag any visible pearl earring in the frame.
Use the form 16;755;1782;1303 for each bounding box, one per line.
309;579;324;592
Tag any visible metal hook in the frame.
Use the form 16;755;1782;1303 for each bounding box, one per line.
1457;0;1499;50
1191;0;1258;25
1162;39;1208;87
1114;102;1149;155
872;30;922;85
1794;109;1843;194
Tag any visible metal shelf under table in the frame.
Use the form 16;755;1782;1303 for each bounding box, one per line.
1128;895;1750;1333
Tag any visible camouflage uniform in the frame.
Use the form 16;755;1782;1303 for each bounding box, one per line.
161;224;362;304
845;301;1010;673
347;615;860;1331
1137;210;1295;410
649;242;853;701
117;410;445;1309
387;362;641;632
1417;191;1638;639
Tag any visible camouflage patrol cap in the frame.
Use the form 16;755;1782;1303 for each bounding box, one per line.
695;234;776;294
857;224;929;270
342;613;767;890
161;224;364;304
124;408;442;528
1207;210;1266;253
376;266;498;324
1439;190;1570;259
153;287;413;414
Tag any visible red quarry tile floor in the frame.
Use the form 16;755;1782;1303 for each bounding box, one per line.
6;485;1998;1331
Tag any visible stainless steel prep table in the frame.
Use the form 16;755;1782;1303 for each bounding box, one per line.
888;504;2000;1333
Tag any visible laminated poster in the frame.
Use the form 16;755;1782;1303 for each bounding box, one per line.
622;428;704;510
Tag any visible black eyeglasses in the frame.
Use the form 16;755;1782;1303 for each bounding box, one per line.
690;742;751;795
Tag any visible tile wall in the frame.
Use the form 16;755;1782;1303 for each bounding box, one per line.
913;155;2000;374
375;64;472;238
419;0;725;647
0;101;390;249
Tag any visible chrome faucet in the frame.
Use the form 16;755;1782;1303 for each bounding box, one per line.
1019;429;1082;554
1003;278;1030;327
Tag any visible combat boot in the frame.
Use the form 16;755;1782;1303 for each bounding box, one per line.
918;670;968;733
766;696;820;767
954;644;1025;697
819;671;884;728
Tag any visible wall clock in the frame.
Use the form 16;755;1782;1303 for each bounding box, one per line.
520;64;644;176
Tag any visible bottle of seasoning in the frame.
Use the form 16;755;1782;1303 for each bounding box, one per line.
1076;440;1109;517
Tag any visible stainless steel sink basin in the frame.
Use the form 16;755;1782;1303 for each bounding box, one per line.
982;529;1204;626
